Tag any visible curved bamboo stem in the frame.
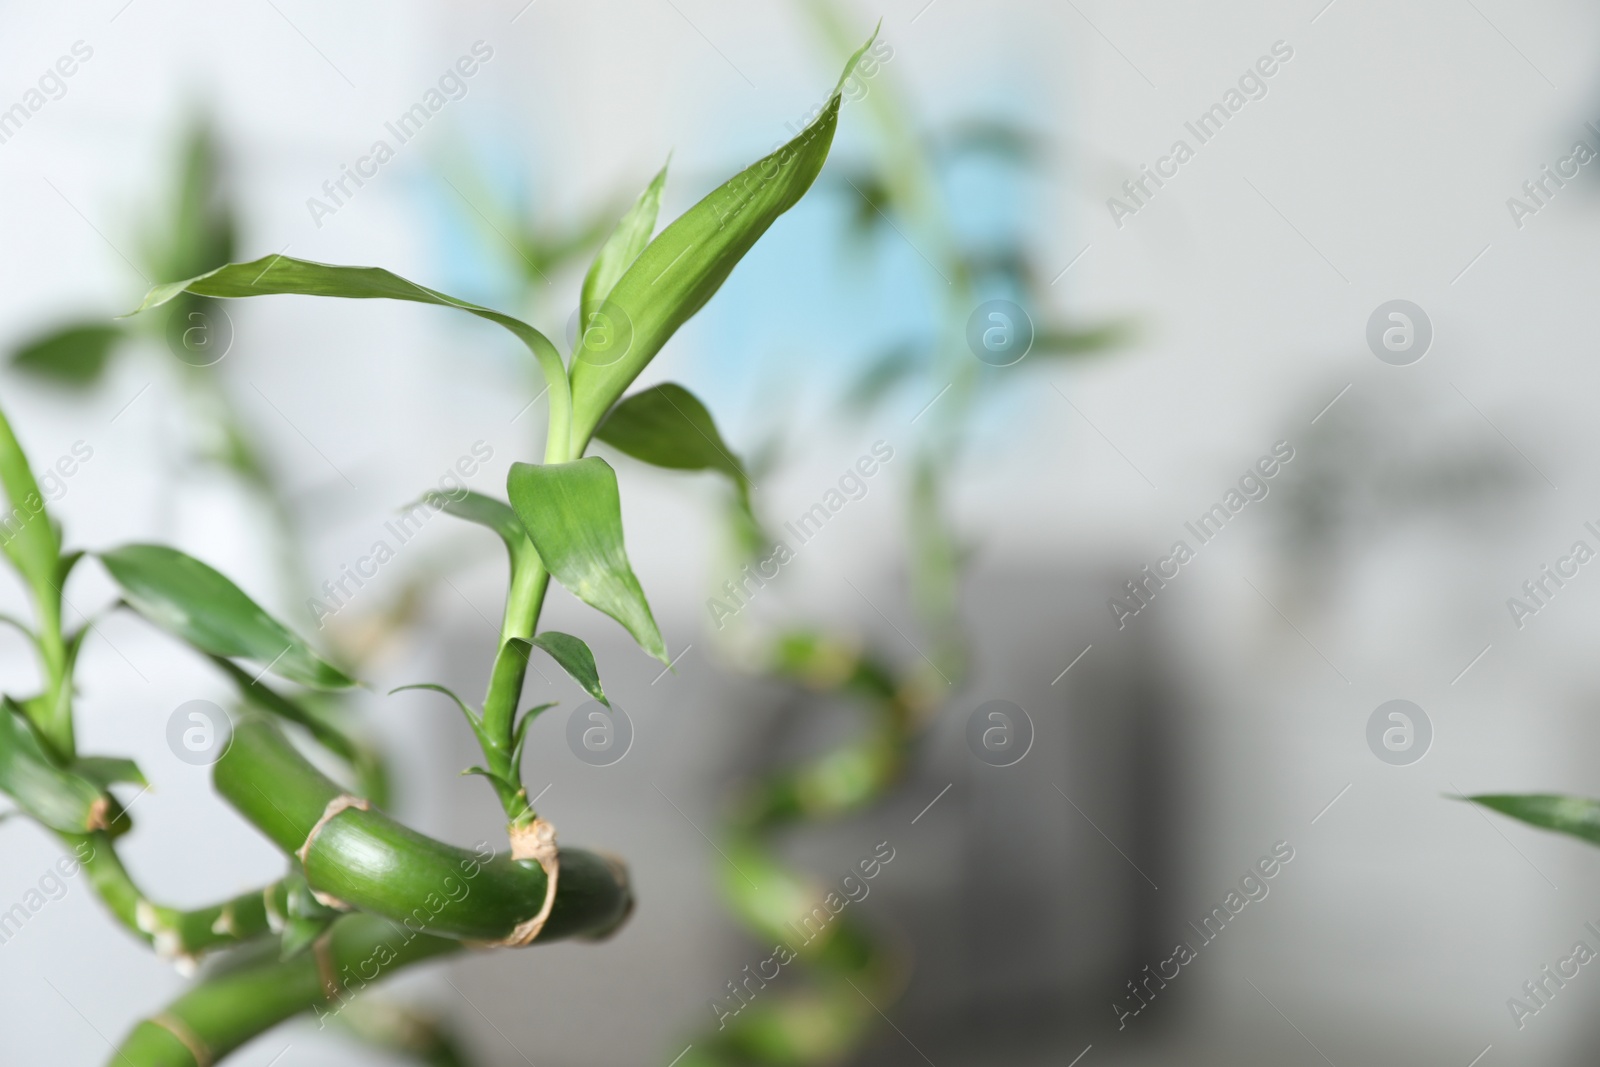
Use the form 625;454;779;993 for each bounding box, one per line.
213;719;632;944
66;831;282;968
112;913;462;1067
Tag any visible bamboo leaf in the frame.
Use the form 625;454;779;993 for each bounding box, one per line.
507;457;666;663
100;544;355;690
431;490;536;578
390;683;484;737
581;161;668;325
0;699;111;833
130;256;566;396
461;766;523;813
10;322;124;386
566;28;878;445
531;632;608;706
595;383;746;489
0;402;62;603
429;490;525;549
1468;793;1600;847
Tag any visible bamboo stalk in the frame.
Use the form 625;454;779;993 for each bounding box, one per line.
66;830;281;967
213;719;632;944
111;913;461;1067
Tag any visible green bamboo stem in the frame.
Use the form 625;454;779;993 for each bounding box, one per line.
731;648;918;830
112;913;462;1067
214;719;632;943
64;830;281;967
684;11;986;1065
34;599;71;759
475;342;584;825
683;638;920;1066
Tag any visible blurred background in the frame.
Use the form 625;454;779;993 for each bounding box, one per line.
5;0;1600;1064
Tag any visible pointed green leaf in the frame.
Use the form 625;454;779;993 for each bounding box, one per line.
0;403;62;602
430;490;525;549
389;683;482;729
1469;794;1600;847
395;682;499;784
462;766;524;814
100;544;354;690
581;161;668;325
566;28;878;445
130;256;567;398
507;458;666;663
71;756;147;790
595;383;746;488
11;322;124;386
0;699;111;833
531;632;607;706
431;490;536;577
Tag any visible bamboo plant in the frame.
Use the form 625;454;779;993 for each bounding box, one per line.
7;117;496;1059
0;37;875;1066
673;5;1123;1063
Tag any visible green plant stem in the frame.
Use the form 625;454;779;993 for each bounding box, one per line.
111;913;463;1067
66;830;281;964
34;600;71;757
214;719;632;942
478;354;580;822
